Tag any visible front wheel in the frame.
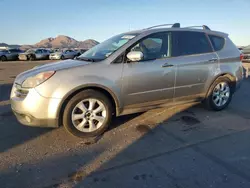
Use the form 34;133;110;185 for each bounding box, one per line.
1;55;7;62
205;77;232;111
63;90;113;138
29;55;35;61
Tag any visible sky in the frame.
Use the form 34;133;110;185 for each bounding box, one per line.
1;0;250;46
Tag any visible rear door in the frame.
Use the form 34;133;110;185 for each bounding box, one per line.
8;49;16;60
172;31;218;102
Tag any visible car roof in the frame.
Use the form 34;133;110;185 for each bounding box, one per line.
124;26;228;38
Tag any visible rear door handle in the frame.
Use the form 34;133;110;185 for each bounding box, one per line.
162;63;174;68
209;58;218;62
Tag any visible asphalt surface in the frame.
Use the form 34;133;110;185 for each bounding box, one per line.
1;61;250;188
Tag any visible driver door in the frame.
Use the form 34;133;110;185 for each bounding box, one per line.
121;32;176;108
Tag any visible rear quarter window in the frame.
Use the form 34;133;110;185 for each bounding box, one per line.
209;35;225;51
173;31;213;56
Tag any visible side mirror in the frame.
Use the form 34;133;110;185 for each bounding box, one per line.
127;51;143;62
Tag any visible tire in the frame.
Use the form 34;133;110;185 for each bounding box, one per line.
1;55;7;62
205;77;232;111
61;55;65;60
29;55;35;61
63;89;113;138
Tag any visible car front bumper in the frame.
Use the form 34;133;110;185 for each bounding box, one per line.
18;55;28;61
49;56;61;60
10;84;62;128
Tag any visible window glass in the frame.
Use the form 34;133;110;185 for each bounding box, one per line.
209;35;225;51
174;31;212;56
36;49;42;54
130;32;171;61
78;33;139;61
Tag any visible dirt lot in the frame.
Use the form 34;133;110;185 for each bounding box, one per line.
0;60;58;84
1;61;250;188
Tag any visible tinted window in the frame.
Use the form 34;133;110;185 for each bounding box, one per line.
209;35;225;51
130;32;171;61
9;49;18;53
173;31;212;56
36;49;42;53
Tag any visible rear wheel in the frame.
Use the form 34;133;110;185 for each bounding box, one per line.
63;90;113;138
1;55;7;62
205;77;232;111
61;55;65;60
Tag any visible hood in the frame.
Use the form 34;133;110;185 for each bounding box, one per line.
20;52;33;55
15;59;91;85
51;52;62;55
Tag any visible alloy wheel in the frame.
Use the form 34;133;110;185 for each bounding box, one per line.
212;82;230;107
71;98;107;133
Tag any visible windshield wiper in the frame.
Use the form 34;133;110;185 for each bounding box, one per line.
76;57;104;62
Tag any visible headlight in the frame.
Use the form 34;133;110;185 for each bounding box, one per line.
22;71;55;88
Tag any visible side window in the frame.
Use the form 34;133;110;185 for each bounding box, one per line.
130;32;171;61
173;31;212;56
209;35;225;51
36;49;42;54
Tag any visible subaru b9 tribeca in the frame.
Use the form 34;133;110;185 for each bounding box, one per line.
10;23;243;138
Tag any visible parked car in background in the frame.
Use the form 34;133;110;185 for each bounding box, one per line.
77;49;88;55
242;46;250;62
11;23;243;138
50;48;60;53
49;49;80;60
18;49;50;61
0;48;23;61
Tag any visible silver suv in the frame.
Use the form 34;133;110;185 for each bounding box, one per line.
10;23;243;138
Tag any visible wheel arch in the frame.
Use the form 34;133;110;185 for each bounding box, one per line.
56;84;120;127
1;55;7;60
205;73;237;98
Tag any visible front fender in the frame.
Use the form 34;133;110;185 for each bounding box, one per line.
35;69;123;107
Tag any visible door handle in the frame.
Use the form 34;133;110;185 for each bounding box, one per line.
209;58;218;62
162;63;174;68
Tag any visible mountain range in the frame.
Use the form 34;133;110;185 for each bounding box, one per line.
0;35;99;50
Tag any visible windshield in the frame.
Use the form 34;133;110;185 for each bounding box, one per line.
78;33;138;61
26;49;35;53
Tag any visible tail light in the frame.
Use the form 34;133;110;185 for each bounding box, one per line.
240;54;244;61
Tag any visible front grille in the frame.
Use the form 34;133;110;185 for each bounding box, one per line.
19;55;27;60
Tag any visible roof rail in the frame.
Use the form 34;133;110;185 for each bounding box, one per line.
145;23;180;30
184;25;211;30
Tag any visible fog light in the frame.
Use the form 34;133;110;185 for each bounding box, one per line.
25;116;31;123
